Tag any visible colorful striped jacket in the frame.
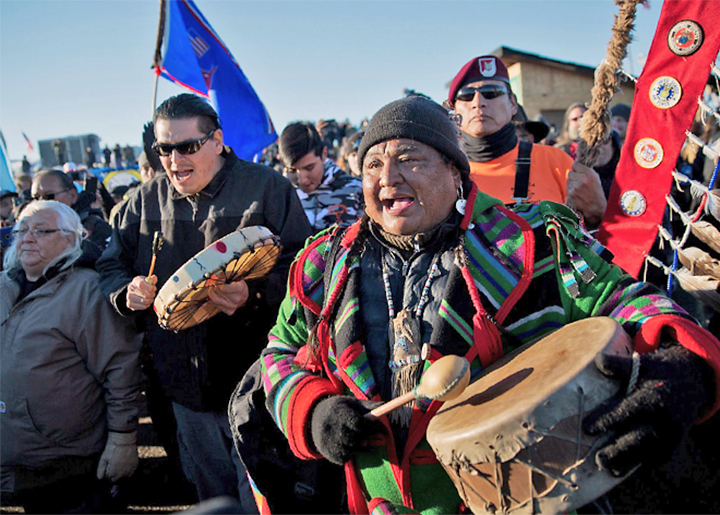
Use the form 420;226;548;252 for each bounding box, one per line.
260;186;720;515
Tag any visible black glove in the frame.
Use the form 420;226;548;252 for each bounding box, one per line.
310;396;382;466
583;344;715;477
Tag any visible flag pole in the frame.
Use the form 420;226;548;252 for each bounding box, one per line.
152;0;167;115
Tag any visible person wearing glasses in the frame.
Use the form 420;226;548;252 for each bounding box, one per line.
31;169;112;265
1;200;141;513
96;93;311;510
446;56;606;227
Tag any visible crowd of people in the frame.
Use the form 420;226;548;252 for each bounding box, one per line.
2;52;720;515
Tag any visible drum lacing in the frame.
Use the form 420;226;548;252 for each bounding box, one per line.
627;351;641;394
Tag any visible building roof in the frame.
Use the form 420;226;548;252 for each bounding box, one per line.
491;46;596;75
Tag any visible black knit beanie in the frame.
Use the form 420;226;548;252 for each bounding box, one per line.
357;96;470;177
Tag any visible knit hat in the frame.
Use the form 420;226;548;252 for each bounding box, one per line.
611;103;631;121
357;96;470;176
448;56;511;108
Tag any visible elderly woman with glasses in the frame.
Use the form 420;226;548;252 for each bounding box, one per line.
30;169;112;266
258;96;720;514
0;201;142;514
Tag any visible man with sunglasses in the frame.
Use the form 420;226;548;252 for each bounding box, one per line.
31;169;112;265
96;93;311;511
447;56;606;226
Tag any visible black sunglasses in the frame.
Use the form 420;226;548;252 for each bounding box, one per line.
32;188;72;201
455;84;508;103
152;130;216;157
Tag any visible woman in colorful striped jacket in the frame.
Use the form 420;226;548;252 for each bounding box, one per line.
259;96;720;515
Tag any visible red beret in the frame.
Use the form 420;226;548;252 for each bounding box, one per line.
448;56;511;107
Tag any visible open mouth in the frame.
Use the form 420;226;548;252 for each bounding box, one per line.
383;196;415;215
172;169;193;183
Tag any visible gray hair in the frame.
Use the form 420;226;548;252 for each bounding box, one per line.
3;200;85;274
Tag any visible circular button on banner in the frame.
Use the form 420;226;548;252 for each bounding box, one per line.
620;190;647;217
634;138;664;169
649;76;682;109
667;20;704;56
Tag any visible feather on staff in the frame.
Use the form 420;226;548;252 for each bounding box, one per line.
672;268;720;313
667;194;720;254
677;246;720;280
672;169;720;222
646;255;720;313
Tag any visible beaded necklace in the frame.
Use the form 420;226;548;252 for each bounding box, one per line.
381;251;441;368
381;251;441;426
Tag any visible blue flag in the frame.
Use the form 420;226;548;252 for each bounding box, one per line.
157;0;276;160
0;131;16;193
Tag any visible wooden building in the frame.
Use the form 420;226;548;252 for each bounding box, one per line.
490;46;635;135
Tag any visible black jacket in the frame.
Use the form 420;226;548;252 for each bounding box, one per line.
97;148;312;411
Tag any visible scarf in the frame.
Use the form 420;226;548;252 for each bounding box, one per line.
460;123;518;162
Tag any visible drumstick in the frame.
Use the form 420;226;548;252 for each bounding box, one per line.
366;355;471;420
146;231;164;284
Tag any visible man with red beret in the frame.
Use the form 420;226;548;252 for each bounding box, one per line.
447;55;606;226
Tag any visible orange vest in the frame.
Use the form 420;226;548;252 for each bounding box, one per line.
469;142;572;204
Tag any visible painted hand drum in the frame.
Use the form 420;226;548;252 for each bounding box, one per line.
154;226;281;332
426;317;633;514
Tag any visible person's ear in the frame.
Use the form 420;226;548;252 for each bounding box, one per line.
452;165;462;190
213;129;224;153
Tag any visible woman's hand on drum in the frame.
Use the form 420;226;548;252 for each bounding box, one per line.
583;344;714;477
207;280;249;316
126;275;157;311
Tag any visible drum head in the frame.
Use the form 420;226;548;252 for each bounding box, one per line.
154;226;281;332
427;317;634;514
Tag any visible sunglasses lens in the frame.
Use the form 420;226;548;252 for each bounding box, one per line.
153;145;172;157
456;85;507;102
456;88;476;102
176;142;200;155
153;140;203;156
480;86;506;99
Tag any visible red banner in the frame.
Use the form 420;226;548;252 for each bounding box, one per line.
598;0;720;278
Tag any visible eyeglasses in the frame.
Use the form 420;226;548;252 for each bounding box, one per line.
32;188;72;201
455;84;508;103
12;228;67;238
152;130;216;157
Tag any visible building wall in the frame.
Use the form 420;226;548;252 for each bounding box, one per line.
38;134;102;168
508;60;635;134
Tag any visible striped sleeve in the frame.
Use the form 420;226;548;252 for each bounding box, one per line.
260;282;337;459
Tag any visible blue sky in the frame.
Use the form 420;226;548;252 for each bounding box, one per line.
0;0;664;161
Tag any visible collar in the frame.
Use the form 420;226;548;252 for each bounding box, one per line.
460;123;518;162
368;212;462;258
9;257;72;302
168;146;236;201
